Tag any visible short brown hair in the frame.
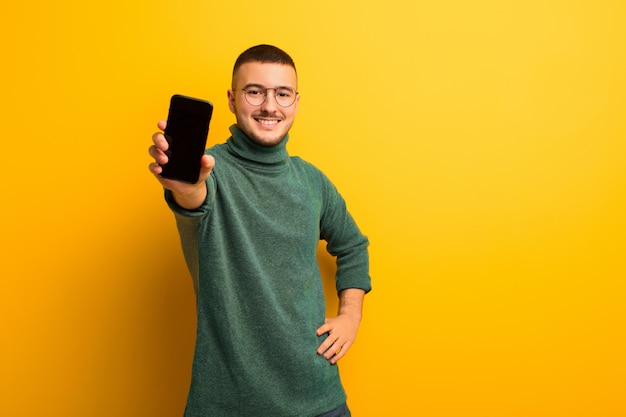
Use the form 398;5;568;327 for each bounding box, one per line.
232;45;297;87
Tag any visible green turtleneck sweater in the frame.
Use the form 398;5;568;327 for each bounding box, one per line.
165;125;371;417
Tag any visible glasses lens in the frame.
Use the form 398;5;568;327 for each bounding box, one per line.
244;87;265;106
275;87;296;107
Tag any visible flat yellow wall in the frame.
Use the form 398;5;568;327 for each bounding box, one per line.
2;1;625;416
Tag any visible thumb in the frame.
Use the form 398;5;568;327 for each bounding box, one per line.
198;154;215;182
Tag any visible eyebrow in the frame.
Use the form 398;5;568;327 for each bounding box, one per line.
243;83;296;91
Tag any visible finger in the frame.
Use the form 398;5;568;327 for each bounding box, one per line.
157;120;167;131
316;322;331;337
317;319;332;336
332;338;354;364
324;340;344;360
152;132;169;151
317;335;337;356
330;345;347;364
317;339;331;356
148;162;163;176
148;144;169;165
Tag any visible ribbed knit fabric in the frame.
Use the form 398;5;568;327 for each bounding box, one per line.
165;125;371;417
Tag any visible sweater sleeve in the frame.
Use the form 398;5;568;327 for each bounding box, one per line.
163;177;216;296
318;174;372;294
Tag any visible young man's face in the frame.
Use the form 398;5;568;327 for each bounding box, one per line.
228;62;299;147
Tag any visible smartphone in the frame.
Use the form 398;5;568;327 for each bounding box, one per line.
160;94;214;183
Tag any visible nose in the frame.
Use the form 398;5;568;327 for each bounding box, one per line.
260;88;278;112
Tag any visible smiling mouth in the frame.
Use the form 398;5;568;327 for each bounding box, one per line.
256;118;280;126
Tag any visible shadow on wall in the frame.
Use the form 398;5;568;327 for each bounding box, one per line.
49;208;344;416
317;242;340;317
56;211;197;417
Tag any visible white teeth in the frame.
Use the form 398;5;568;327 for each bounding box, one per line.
258;119;278;126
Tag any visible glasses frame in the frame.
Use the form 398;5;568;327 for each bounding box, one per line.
237;85;299;108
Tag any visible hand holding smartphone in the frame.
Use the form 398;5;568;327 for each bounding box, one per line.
160;94;214;184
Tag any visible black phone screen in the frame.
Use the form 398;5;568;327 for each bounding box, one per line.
160;95;213;183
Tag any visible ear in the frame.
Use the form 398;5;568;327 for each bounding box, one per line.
227;89;236;114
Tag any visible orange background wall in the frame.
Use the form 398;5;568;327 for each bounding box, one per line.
1;1;625;416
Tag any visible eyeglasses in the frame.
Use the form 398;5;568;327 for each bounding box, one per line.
237;85;298;107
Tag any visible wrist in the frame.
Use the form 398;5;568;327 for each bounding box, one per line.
171;182;207;210
338;288;365;322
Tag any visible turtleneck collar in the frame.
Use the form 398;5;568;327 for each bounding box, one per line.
226;124;290;166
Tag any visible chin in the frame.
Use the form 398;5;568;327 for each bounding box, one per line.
252;135;286;147
249;129;287;146
238;120;291;147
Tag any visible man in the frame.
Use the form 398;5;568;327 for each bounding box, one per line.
148;45;371;417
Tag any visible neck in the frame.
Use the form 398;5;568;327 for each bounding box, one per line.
227;125;290;166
